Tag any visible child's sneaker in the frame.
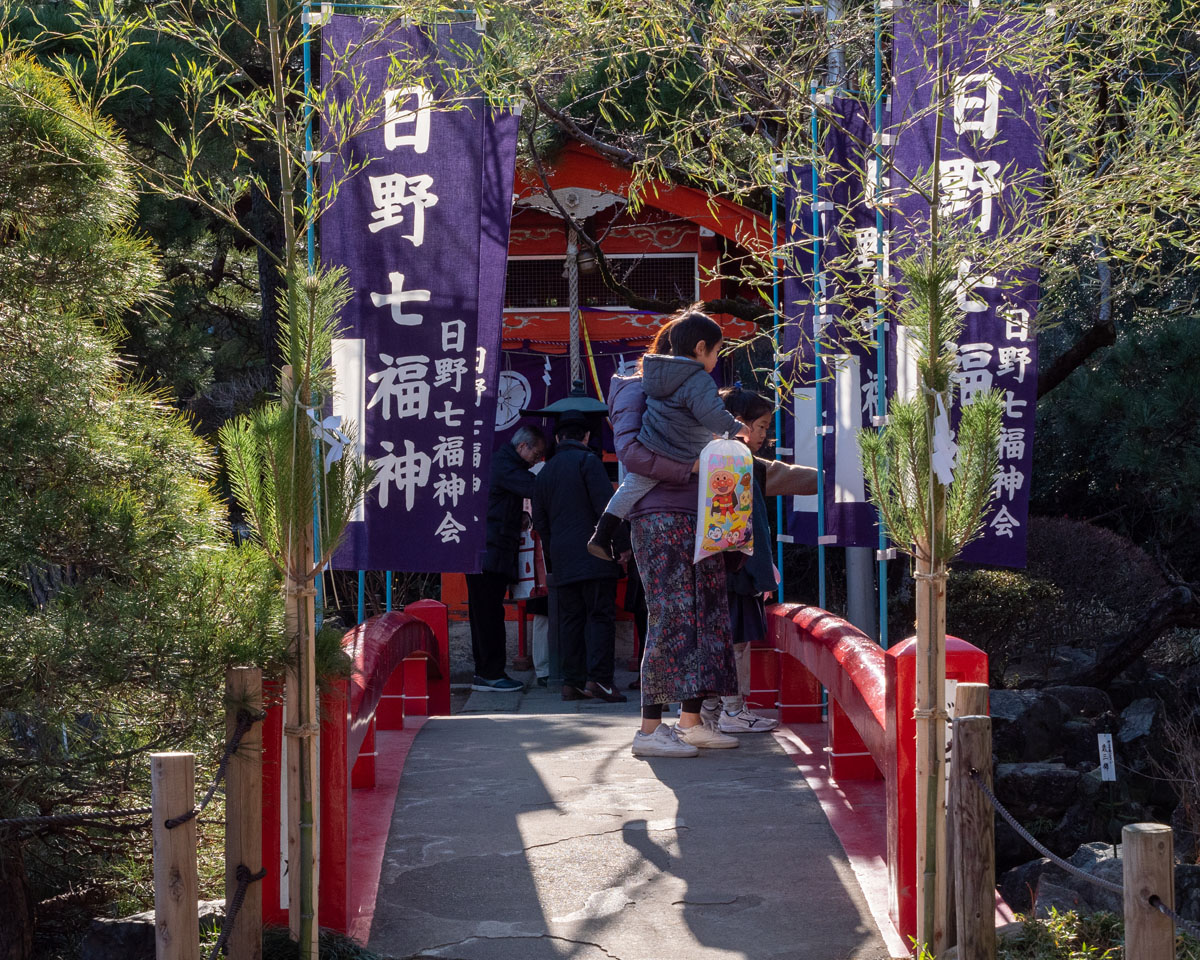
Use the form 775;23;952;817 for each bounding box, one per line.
717;708;780;733
679;722;739;749
632;723;699;758
587;512;622;560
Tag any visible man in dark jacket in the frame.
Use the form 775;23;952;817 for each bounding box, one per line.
466;424;546;692
532;412;626;703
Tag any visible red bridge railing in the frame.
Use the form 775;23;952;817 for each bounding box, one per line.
758;604;988;942
260;600;450;933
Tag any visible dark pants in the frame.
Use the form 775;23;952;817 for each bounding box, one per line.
465;571;510;680
557;578;617;688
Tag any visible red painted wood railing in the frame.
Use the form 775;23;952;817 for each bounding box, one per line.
260;600;450;933
756;604;988;943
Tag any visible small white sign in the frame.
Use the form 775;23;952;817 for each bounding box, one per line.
1098;733;1116;781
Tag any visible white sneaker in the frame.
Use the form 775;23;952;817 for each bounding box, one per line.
718;708;780;734
632;723;700;758
679;722;739;749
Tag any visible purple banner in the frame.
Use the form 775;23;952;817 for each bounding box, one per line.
782;98;888;550
890;8;1044;567
321;17;517;572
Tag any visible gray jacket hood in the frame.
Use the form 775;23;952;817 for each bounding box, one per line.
641;354;705;399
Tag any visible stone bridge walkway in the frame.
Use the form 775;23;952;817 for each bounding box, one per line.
365;685;895;960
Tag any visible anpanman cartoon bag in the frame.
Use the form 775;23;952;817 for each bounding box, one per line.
693;437;754;563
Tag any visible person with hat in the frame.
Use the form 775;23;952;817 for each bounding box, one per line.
532;410;627;703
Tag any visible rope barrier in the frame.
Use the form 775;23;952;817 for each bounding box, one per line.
207;864;268;960
0;707;265;837
968;768;1200;940
0;807;153;836
1150;895;1200;942
165;708;266;829
967;769;1124;894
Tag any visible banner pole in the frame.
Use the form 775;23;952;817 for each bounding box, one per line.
874;0;890;648
771;178;786;604
811;86;827;611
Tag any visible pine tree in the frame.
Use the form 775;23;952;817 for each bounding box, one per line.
0;54;283;960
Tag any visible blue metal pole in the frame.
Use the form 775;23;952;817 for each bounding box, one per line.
874;0;890;648
303;4;328;629
358;570;365;624
386;571;393;612
811;86;827;612
771;183;786;604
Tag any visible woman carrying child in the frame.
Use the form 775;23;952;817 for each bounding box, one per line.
701;386;817;734
605;305;745;757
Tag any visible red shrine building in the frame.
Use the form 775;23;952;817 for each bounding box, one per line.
442;141;773;618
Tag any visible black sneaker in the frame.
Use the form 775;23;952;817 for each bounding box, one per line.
471;674;524;692
587;512;622;561
536;676;548;688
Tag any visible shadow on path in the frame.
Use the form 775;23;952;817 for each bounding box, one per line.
368;706;891;960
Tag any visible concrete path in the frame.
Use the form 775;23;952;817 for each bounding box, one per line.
367;685;892;960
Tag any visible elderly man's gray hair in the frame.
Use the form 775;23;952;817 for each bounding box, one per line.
511;425;545;449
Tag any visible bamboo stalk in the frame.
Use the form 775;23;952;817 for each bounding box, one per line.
280;365;319;960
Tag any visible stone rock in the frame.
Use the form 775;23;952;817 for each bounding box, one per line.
942;921;1028;960
1034;878;1094;917
80;900;224;960
1038;842;1124;915
994;762;1082;817
1044;686;1113;718
1118;697;1159;744
999;857;1049;912
1059;719;1102;766
1176;864;1200;922
990;690;1069;763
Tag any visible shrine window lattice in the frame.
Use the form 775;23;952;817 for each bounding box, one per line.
504;254;698;310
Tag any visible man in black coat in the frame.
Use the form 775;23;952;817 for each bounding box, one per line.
532;412;626;703
466;424;546;692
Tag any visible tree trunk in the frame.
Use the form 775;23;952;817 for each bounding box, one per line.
0;841;34;960
915;549;950;957
1063;585;1200;688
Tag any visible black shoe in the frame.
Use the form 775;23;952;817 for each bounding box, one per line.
585;680;629;703
562;684;587;701
536;676;548;688
628;678;641;691
587;512;621;561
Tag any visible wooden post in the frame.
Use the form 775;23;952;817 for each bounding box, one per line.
151;753;200;960
946;683;990;950
1123;823;1175;960
951;716;995;960
226;668;264;960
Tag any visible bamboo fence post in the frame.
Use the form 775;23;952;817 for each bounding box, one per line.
952;715;995;960
947;683;990;949
1123;823;1175;960
279;363;320;955
226;668;264;960
914;552;949;956
151;752;200;960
